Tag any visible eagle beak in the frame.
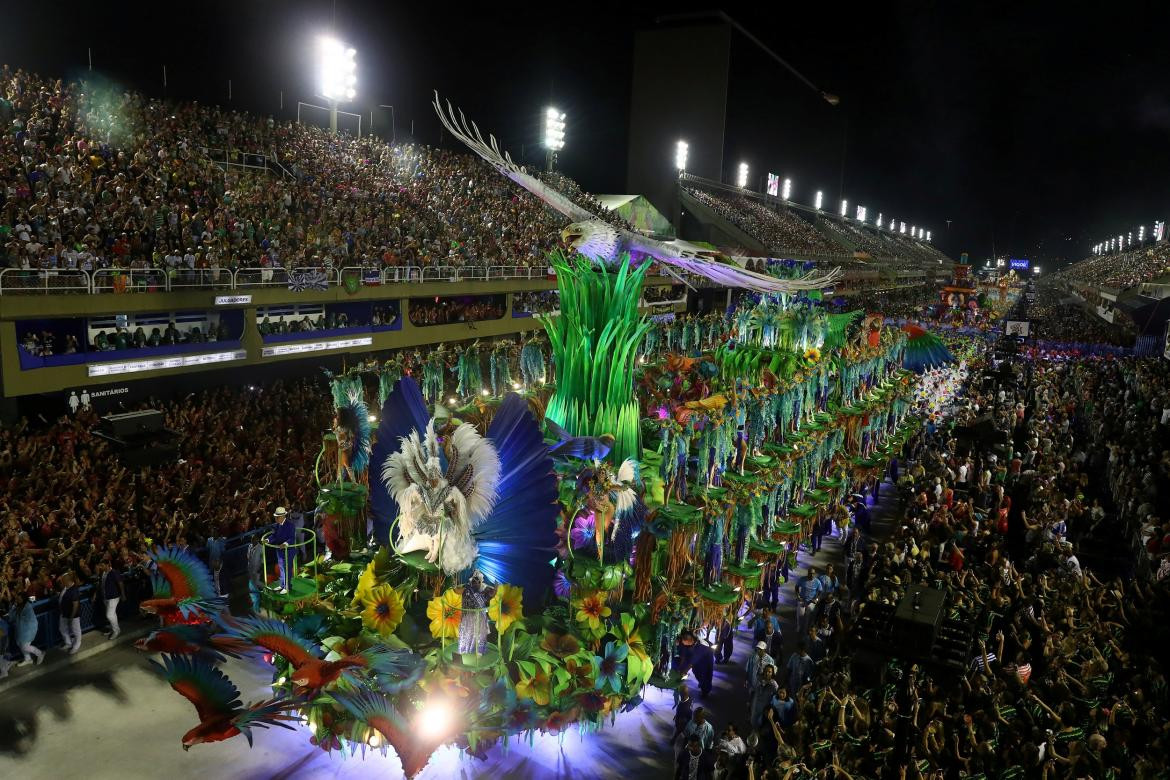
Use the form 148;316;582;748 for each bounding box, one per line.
182;744;190;752
561;227;582;247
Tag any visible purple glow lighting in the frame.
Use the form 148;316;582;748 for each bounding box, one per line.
655;406;669;420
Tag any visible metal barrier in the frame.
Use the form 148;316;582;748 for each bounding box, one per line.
168;268;234;290
234;266;290;288
421;265;459;282
0;268;91;295
91;267;168;293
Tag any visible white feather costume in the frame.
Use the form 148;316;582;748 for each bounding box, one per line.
383;420;500;575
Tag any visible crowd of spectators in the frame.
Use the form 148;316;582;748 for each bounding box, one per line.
408;294;506;326
257;305;398;336
668;332;1170;778
540;171;634;233
1031;285;1134;346
1054;245;1170;290
0;379;330;631
684;186;843;256
512;290;559;315
0;66;574;284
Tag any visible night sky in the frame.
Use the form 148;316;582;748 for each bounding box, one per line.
5;1;1170;267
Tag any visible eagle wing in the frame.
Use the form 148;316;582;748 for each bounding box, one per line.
432;92;595;223
434;94;843;294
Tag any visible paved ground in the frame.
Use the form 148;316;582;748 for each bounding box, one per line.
0;482;899;780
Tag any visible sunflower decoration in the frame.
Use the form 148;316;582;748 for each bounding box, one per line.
488;584;524;635
360;583;405;638
427;588;463;641
350;561;378;608
804;347;822;364
573;590;612;634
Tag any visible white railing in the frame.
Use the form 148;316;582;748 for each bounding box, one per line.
421;265;459;282
0;268;91;295
91;268;168;293
168;268;235;290
234;267;290;288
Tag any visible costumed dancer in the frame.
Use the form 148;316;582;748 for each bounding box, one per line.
454;340;484;398
489;340;515;397
520;334;546;385
457;570;492;654
422;345;446;405
715;611;735;664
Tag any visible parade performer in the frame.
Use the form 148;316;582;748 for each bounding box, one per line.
370;377;559;595
455;339;484;398
489;339;515;396
520;333;546;385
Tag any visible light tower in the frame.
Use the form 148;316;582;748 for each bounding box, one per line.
544;108;566;173
318;36;357;135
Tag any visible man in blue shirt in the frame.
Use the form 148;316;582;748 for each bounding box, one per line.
270;506;296;592
795;566;822;634
784;642;816;696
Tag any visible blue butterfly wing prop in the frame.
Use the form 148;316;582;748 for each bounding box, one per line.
471;393;559;597
369;377;431;545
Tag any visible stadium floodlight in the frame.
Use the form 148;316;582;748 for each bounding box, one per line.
1128;231;1133;246
815;190;823;210
1118;234;1124;249
737;162;749;188
318;36;357;133
926;230;931;242
782;177;791;200
900;221;907;234
856;205;864;222
1139;225;1145;242
544;107;566;172
1033;265;1041;274
840;199;848;216
876;212;883;229
889;218;896;230
675;140;688;173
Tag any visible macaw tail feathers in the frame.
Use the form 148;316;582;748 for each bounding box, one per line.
233;698;301;746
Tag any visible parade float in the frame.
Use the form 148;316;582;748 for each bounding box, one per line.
136;98;937;778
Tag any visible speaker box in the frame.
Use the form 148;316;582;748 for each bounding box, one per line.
891;588;945;657
100;409;165;439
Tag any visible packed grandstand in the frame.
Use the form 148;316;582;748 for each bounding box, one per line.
5;56;1170;780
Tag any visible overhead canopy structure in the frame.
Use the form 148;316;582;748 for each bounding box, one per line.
596;194;675;236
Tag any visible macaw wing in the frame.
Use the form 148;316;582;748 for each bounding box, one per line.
370;377;432;545
335;690;441;778
232;698;301;746
214;615;320;667
432;92;595;223
149;545;218;601
351;645;426;694
151;653;240;724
